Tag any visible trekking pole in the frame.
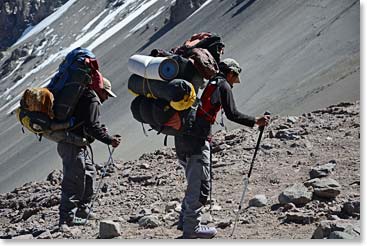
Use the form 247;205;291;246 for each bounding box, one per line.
230;112;271;238
209;142;213;214
84;145;115;223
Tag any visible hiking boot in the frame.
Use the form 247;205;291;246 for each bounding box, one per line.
58;218;74;232
183;225;217;239
58;222;73;233
75;207;97;220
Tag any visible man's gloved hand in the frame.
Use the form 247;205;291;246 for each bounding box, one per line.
111;134;121;148
101;124;108;134
255;115;271;127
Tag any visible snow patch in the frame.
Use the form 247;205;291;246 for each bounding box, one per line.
87;0;159;50
44;27;54;36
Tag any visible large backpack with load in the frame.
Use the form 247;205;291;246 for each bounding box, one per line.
48;47;103;121
16;47;102;145
128;33;224;137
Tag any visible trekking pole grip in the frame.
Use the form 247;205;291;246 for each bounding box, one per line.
259;111;271;131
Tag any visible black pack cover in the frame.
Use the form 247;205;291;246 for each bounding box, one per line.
131;96;175;126
130;96;197;136
128;75;192;103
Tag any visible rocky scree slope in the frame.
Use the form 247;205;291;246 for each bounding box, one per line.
0;101;360;239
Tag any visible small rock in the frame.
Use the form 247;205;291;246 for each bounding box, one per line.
36;230;52;239
99;220;122;239
128;175;153;182
344;131;353;137
312;219;360;239
151;206;162;214
216;219;232;229
249;194;267;207
329;231;354;239
275;129;301;140
309;161;336;178
121;168;131;177
139;208;152;216
328;214;341;221
21;207;40;220
287;116;298;124
201;213;213;225
283;203;297;211
284;211;315;224
165;201;180;212
304;178;341;198
12;234;34;239
261;144;273;150
278;183;313;205
163;212;177;222
211;204;222;211
138;215;161;228
225;134;237;141
342;200;360;217
46;170;63;185
139;163;150;169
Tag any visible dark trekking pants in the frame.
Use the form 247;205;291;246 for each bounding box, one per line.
57;142;96;223
175;135;211;233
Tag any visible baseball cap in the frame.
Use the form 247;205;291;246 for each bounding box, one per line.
220;58;242;83
103;77;117;98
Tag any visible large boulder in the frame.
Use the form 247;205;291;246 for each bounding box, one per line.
304;178;341;198
278;183;313;206
169;0;207;24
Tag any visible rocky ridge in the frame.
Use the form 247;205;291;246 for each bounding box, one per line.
0;0;68;50
0;101;360;239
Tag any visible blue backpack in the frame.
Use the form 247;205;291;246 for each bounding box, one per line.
47;47;98;121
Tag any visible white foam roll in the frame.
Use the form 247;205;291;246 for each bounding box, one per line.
128;55;165;81
128;54;179;81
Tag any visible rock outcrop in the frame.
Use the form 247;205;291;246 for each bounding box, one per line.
169;0;207;24
0;0;68;50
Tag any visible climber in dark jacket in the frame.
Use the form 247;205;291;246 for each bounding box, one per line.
58;77;121;230
175;58;270;239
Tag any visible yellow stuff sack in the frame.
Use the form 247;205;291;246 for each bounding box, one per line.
16;107;51;134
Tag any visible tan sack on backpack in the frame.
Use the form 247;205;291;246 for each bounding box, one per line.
21;88;55;119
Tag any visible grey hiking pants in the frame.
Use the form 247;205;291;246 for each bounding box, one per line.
175;136;211;233
57;142;96;223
